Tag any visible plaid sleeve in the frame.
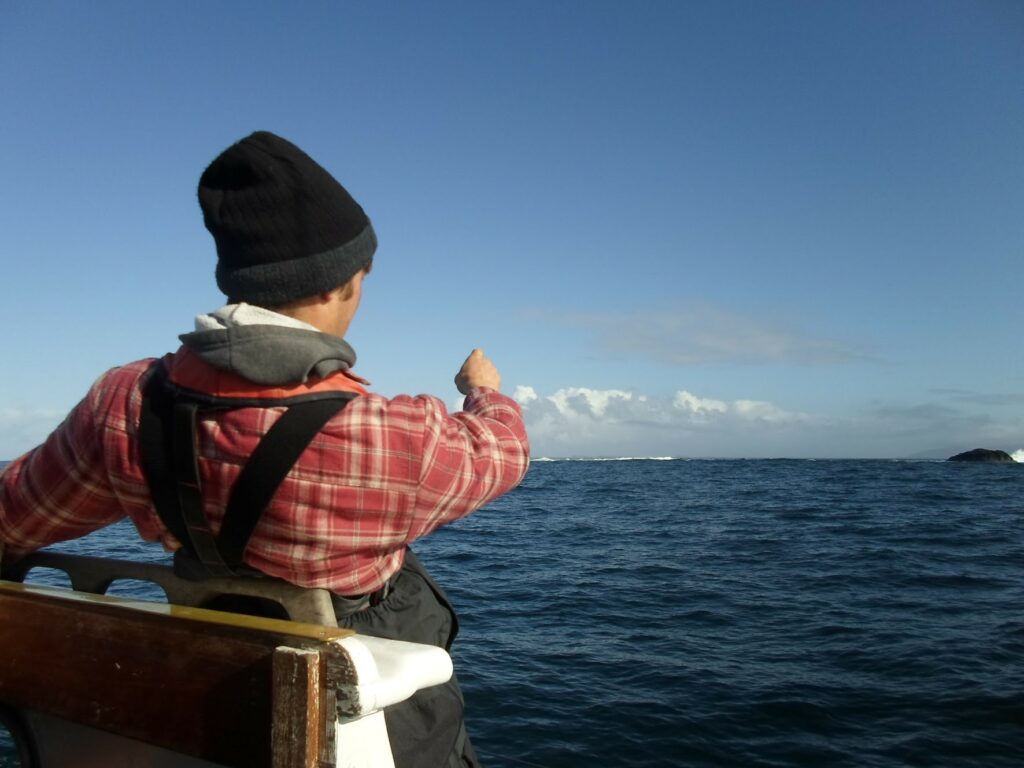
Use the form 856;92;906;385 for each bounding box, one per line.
0;372;124;556
409;387;530;538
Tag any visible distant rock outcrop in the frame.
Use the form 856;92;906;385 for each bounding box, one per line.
947;448;1016;463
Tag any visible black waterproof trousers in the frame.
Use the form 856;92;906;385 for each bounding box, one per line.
335;550;482;768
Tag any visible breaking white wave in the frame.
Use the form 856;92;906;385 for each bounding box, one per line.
532;456;679;462
1012;449;1024;463
595;456;677;461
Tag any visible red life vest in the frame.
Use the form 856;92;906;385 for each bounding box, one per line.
161;347;368;403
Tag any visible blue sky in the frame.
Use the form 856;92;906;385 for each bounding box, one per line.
1;0;1022;459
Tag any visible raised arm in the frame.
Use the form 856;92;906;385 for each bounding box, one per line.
409;349;529;538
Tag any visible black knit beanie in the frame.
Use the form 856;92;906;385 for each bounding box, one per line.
198;131;376;306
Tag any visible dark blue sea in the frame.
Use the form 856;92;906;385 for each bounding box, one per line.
4;459;1023;767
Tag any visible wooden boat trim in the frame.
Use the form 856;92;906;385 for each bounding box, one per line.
0;578;357;767
0;580;353;642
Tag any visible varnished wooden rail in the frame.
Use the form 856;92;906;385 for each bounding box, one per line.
0;581;357;768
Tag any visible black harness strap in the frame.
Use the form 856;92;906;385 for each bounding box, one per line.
138;364;354;578
217;397;352;570
139;369;192;554
171;399;232;576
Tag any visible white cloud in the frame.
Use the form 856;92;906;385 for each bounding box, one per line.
733;399;795;423
530;304;873;366
534;386;807;427
512;385;538;405
512;385;1024;458
548;387;634;418
516;384;814;457
673;390;728;417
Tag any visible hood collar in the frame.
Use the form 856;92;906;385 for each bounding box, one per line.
179;303;359;386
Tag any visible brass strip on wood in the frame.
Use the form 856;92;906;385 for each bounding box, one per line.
0;581;353;641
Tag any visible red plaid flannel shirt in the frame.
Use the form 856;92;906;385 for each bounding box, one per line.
0;357;530;594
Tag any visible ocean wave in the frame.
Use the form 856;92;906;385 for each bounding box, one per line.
33;459;1024;768
1012;449;1024;463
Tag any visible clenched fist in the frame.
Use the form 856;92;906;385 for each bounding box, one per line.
455;348;502;395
